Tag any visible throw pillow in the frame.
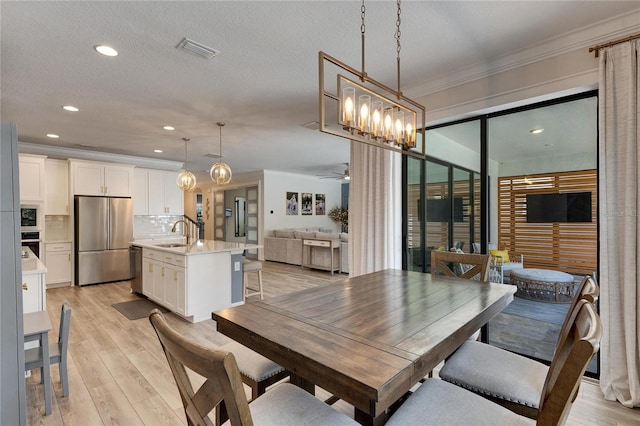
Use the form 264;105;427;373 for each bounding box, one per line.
489;249;510;263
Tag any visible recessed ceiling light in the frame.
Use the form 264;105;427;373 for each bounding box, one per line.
163;125;175;131
46;133;59;139
530;128;544;134
154;149;163;153
94;45;118;57
62;105;79;112
544;143;554;147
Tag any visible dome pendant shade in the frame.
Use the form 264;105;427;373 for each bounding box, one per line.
209;162;232;184
210;122;232;185
177;137;197;191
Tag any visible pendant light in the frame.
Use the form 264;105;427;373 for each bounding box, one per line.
176;137;197;191
209;122;232;185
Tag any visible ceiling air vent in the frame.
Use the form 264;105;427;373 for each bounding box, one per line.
176;38;220;60
302;121;320;130
203;153;222;159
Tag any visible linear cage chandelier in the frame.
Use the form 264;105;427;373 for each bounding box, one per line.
210;122;232;185
176;137;197;191
319;0;425;159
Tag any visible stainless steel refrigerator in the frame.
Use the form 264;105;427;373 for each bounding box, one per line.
75;196;133;286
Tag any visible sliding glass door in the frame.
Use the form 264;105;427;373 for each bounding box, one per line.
403;91;598;376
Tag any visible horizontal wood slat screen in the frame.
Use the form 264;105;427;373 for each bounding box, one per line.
498;170;597;275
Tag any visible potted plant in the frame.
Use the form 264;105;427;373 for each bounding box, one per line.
328;206;348;232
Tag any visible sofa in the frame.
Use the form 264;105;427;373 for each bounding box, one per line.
264;229;349;273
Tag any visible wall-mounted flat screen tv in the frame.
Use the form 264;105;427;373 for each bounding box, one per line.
425;197;464;222
526;192;592;223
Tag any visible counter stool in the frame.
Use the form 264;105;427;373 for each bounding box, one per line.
243;258;264;300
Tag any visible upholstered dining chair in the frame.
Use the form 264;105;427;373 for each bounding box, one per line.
388;300;602;426
25;301;72;397
148;309;357;426
431;251;491;281
438;276;600;419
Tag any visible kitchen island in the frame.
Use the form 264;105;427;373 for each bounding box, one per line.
22;247;47;314
132;240;259;323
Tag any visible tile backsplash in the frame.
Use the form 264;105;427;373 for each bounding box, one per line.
134;215;184;238
45;215;70;241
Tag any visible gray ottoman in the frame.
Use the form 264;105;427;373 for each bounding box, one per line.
511;268;576;303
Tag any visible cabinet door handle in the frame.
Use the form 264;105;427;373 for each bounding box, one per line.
68;253;71;261
149;264;153;272
22;283;28;290
161;267;165;277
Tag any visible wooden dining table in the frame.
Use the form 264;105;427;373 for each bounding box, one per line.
213;269;516;425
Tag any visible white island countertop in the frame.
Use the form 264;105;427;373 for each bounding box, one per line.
21;247;47;275
132;239;260;256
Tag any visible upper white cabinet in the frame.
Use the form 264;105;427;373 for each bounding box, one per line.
44;159;69;215
19;154;46;203
132;168;149;215
135;168;183;215
70;160;133;196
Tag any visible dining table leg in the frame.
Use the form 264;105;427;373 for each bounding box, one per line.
41;332;52;415
354;408;386;426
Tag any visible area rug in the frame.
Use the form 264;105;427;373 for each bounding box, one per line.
111;298;168;320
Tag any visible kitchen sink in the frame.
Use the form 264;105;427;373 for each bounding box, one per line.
154;243;188;248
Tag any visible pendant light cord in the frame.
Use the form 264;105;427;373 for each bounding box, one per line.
396;0;402;96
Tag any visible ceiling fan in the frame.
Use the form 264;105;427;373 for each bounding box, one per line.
318;163;350;180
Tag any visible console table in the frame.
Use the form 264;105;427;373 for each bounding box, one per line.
301;238;340;275
511;268;576;303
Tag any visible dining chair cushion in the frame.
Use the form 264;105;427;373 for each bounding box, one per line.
223;383;358;426
439;339;548;409
219;340;285;382
387;379;533;425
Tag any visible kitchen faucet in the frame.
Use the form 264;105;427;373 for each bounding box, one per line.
171;219;191;242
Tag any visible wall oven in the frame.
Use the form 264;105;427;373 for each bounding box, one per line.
20;205;39;231
21;231;41;258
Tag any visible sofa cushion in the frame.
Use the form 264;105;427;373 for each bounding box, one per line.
316;232;339;240
294;231;317;240
274;230;295;239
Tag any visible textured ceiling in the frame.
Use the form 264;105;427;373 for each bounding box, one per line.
1;1;638;181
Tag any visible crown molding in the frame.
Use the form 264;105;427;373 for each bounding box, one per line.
18;142;184;170
408;9;640;97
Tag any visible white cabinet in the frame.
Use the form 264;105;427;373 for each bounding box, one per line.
142;248;186;314
132;168;149;215
70;160;133;196
45;242;72;286
45;159;70;215
19;154;46;203
22;272;46;314
135;168;183;215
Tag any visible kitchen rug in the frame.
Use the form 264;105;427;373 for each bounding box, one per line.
112;298;168;320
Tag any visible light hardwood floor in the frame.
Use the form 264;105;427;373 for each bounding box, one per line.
27;261;639;425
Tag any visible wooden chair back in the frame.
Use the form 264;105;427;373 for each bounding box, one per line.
553;276;600;358
537;300;602;425
431;251;491;281
149;309;253;426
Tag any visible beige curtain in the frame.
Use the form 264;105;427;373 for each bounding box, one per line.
598;39;640;408
348;141;402;277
